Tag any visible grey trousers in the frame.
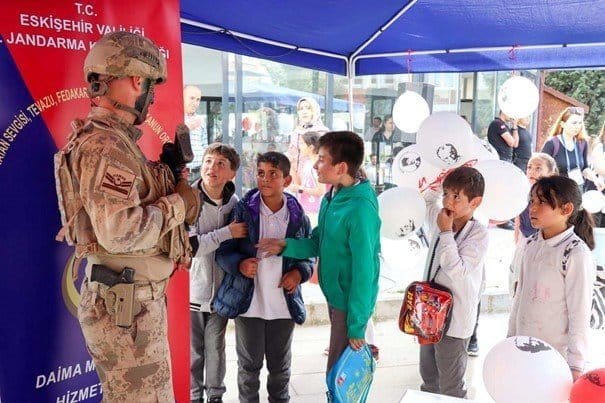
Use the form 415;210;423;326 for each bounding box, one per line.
419;335;470;399
326;307;350;372
190;311;228;401
235;317;295;403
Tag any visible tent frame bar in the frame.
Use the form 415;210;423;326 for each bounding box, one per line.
181;18;348;62
347;0;418;131
353;41;605;61
181;16;605;132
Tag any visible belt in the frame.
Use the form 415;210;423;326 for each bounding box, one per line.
87;279;167;302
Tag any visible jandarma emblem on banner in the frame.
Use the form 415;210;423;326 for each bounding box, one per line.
61;253;85;318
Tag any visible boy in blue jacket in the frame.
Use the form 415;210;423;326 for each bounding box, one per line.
215;151;313;403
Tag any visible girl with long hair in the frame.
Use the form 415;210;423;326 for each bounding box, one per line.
508;176;596;381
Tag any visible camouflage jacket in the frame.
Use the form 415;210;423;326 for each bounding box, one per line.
56;107;191;269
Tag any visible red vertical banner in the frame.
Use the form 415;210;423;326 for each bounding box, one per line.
0;1;188;401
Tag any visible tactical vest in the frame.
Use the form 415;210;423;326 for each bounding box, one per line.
54;117;191;264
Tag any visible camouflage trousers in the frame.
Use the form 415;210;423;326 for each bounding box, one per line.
78;280;174;402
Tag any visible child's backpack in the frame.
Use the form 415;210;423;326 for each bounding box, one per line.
326;345;376;403
399;280;453;344
398;232;455;345
591;265;605;330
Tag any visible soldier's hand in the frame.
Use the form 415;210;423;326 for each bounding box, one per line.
239;257;259;278
229;220;248;239
279;270;302;294
175;179;201;225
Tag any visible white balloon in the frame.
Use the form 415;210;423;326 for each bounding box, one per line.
483;336;573;403
591;145;605;175
474;159;530;221
392;91;430;133
378;187;426;240
582;190;604;214
392;144;443;191
416;112;474;169
471;135;499;162
497;76;540;120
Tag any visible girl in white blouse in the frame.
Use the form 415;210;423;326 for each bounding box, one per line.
508;175;596;381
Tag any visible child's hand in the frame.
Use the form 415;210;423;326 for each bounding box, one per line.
349;338;366;351
256;238;286;257
279;270;302;294
229;221;248;238
437;208;454;232
239;257;259;278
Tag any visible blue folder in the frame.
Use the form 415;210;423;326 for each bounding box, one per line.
326;344;376;402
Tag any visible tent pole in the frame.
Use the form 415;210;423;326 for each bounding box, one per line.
350;0;418;61
347;57;355;132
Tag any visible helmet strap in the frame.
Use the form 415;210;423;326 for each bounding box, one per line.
132;78;155;125
104;78;154;126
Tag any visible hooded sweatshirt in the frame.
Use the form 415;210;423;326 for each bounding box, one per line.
189;180;238;312
282;180;381;338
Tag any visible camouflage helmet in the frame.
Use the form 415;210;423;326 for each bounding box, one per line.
84;31;166;84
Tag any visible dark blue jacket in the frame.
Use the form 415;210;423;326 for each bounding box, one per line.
214;189;313;324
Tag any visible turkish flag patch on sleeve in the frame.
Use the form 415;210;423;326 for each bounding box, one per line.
99;164;136;199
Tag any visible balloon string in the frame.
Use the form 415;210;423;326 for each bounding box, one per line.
508;44;520;75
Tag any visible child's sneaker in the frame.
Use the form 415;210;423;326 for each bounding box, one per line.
467;338;479;357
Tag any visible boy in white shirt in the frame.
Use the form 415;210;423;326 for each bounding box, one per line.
419;166;489;398
214;152;313;402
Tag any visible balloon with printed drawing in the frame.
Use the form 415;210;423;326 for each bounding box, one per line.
416;112;474;169
378;187;426;240
582;190;605;214
497;75;540;119
392;144;442;191
483;336;573;403
474;159;530;221
471;135;499;161
392;91;430;133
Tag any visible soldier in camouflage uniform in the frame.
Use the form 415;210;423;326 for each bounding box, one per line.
54;31;201;402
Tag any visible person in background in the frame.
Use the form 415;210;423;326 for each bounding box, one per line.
541;106;599;188
509;153;558;297
184;85;208;181
512;117;533;173
487;111;519;230
586;121;605;227
287;97;329;178
289;132;326;225
364;116;382;141
372;114;402;160
508;176;596;381
487;111;518;163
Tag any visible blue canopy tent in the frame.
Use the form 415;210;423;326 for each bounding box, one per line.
180;0;605;124
180;0;605;75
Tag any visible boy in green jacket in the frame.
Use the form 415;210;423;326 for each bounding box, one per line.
257;131;381;370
